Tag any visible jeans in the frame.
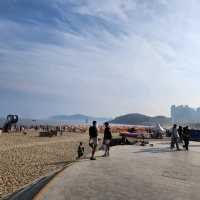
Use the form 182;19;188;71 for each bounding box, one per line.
171;137;180;150
183;138;189;150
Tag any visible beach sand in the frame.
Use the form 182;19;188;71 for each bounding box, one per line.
0;131;91;197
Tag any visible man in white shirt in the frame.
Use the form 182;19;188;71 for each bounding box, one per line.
171;124;180;150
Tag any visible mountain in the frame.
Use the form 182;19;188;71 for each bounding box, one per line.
49;114;90;121
0;113;171;127
110;113;171;126
48;114;111;124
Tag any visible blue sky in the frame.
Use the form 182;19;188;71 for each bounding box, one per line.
1;0;200;118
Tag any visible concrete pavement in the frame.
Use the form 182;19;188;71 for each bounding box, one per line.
34;141;200;200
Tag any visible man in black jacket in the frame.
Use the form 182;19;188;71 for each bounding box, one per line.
103;122;112;157
178;126;183;143
89;121;98;160
183;126;190;151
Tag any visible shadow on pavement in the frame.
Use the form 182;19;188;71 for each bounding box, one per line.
133;147;172;154
189;144;200;147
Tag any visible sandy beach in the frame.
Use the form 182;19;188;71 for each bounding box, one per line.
0;130;91;197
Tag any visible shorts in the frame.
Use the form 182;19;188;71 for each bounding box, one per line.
90;137;98;146
104;139;111;145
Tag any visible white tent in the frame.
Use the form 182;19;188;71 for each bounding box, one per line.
154;123;165;133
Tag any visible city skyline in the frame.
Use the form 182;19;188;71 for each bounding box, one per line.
171;105;200;123
1;1;200;118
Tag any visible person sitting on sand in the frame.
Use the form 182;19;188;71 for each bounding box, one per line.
77;142;84;158
89;121;98;160
103;122;112;157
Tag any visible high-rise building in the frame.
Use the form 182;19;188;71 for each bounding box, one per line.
171;105;200;123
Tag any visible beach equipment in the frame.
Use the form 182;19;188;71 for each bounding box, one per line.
2;114;18;132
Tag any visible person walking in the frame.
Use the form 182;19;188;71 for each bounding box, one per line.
89;121;98;160
171;124;180;150
183;126;190;151
103;122;112;157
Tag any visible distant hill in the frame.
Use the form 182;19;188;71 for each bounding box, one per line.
0;113;171;127
48;114;111;124
110;113;171;126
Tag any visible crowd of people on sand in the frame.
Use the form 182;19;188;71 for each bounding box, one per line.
2;124;88;135
32;125;87;134
78;121;112;160
170;124;190;151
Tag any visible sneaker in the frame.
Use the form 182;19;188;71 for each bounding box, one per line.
90;157;96;160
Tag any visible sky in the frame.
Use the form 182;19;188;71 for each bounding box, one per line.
1;0;200;118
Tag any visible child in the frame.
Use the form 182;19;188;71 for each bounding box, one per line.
77;142;84;158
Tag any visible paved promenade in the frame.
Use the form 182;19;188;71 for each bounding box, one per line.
34;141;200;200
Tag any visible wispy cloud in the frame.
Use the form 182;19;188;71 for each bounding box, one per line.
1;0;200;117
